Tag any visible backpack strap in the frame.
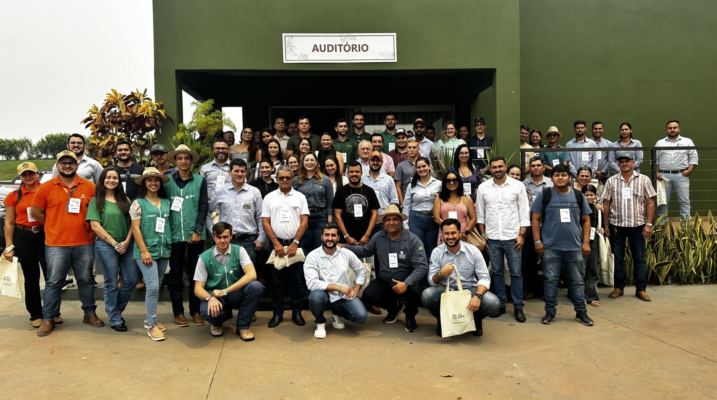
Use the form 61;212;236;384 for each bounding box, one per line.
540;187;552;224
574;188;584;209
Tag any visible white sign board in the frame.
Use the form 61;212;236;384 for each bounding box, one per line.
283;33;397;63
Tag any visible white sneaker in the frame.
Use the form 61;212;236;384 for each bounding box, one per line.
314;323;326;339
61;278;75;291
329;311;345;329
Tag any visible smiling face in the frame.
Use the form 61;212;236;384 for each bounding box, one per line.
520;128;529;143
348;165;362;184
321;135;333;150
369;155;383;172
618;157;634;172
371;136;383;152
259;161;273;178
577;170;592;186
584;190;597;205
547;133;559;144
57;157;78;177
115;143;132;162
262;131;273;144
416;160;430;177
302;154;318;173
19;170;38;186
396;135;408;149
458;126;470;140
231;164;247;185
458;146;470;165
353;115;365;130
324;159;337;176
359;142;371;159
383;215;402;235
445;124;456;138
321;228;339;250
213;141;229;162
144;176;162;193
508;167;522;180
592;124;603;139
213;228;232;253
152;151;168;165
288;157;299;172
442;222;461;247
175;153;192;171
299;139;311;154
224;131;235;146
104;170;120;190
530;132;542;146
67;137;85;156
445;172;459;193
490;160;506;180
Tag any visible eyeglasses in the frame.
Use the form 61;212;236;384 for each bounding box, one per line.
474;124;485;128
214;147;229;151
446;178;459;184
277;176;292;181
58;162;77;167
242;131;252;135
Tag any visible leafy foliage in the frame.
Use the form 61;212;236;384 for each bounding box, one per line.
31;133;71;158
81;89;173;167
0;138;34;160
171;99;235;173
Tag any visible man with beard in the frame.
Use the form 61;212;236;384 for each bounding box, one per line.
421;219;500;337
333;162;379;247
370;134;395;177
201;138;232;241
287;121;299;137
224;131;236;147
33;150;103;336
591;121;612;182
273;117;290;153
466;118;493;175
113;140;145;200
151;144;177;176
332;118;358;172
566;120;598;178
52;134;103;183
286;116;321;157
304;223;368;339
380;111;398;154
394;139;419;206
362;152;399;220
413;120;435;160
388;129;409;167
350;111;371;144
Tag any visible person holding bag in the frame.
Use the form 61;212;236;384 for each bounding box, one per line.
2;162;48;328
421;219;499;337
581;185;603;307
86;167;136;332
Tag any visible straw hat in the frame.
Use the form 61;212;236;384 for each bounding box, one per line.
134;167;171;185
168;144;200;164
545;126;563;139
378;204;408;223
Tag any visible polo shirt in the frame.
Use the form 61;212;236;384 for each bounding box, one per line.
286;133;321;154
380;130;397;154
467;135;494;169
332;137;359;170
3;184;42;227
274;133;290;153
388;149;409;167
31;175;96;246
261;187;310;240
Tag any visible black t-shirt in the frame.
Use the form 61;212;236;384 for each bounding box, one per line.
332;184;380;239
249;178;279;199
114;163;145;200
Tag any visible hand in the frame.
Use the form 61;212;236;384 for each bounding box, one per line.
339;285;350;295
513;235;524;251
212;289;225;298
345;236;358;245
439;262;455;278
286;242;298;258
273;241;286;258
460;231;467;242
467;295;482;312
682;170;691;177
359;234;371;246
188;232;202;244
141;250;153;266
643;224;653;239
595;171;604;180
604;226;611;237
3;249;13;262
598;228;604;234
207;297;223;318
582;243;591;257
656;172;663;181
345;288;357;300
254;240;264;252
535;242;545;257
392;280;407;294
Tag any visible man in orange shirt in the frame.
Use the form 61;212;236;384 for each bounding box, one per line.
31;150;104;336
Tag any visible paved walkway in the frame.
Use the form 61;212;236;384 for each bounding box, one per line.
1;285;716;399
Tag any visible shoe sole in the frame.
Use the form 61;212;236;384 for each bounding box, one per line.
238;335;255;342
383;305;404;324
83;321;105;328
541;320;553;325
145;324;167;331
147;331;165;341
314;335;326;339
405;326;417;332
210;331;224;337
174;321;189;327
36;330;53;337
577;318;594;326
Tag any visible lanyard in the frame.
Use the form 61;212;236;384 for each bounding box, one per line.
63;185;77;199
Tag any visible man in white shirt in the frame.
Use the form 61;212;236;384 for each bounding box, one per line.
475;157;531;322
262;165;310;328
201;138;232;241
655;120;698;224
304;223;368;339
51;134;103;183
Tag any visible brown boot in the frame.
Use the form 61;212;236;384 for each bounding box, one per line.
83;313;105;327
32;319;43;328
367;305;382;315
635;291;652;302
608;288;624;299
174;314;189;327
192;313;206;326
37;320;55;337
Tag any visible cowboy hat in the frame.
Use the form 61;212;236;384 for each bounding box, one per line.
168;144;200;164
134;167;170;185
545;126;564;139
378;204;408;223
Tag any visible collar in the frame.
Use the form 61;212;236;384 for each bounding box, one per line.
20;183;39;194
173;171;195;181
229;183;248;193
212;245;232;257
570;137;591;143
618;171;641;183
489;177;512;187
663;136;682;142
442;242;465;256
367;171;387;181
211;159;229;168
417;176;439;188
526;176;546;186
279;188;295;196
52;175;84;188
319;246;341;259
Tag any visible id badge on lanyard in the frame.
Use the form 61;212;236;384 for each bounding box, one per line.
65;186;80;214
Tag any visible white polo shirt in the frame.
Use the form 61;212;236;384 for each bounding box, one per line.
261;187;310;240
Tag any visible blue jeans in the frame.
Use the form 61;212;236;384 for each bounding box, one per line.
543;249;586;314
409;211;439;263
308;290;368;324
486;239;523;308
299;211;328;256
231;235;258;266
421;285;500;322
200;280;264;330
610;225;647;292
42;244;96;320
657;173;691;222
136;258;169;328
95;240;138;326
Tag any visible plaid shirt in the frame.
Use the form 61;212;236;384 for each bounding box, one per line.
602;171;656;227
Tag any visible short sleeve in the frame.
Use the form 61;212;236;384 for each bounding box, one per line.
299;195;310;215
643;177;657;198
238;247;254;269
602;179;613;201
85;198;101;222
129;201;142;220
530;192;544;215
3;191;17;208
193;258;208;282
30;184;49;210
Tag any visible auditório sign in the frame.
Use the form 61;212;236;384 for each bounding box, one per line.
282;33;397;63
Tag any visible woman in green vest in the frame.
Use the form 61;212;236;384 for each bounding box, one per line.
130;168;172;341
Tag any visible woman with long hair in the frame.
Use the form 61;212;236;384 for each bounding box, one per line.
250;159;280;199
444;144;482;202
317;132;344;174
129;168;172;341
287;153;301;177
2;162;48;328
402;157;442;258
298;137;313;160
433;171;476;243
609;122;643;172
292;152;334;254
255;138;284;180
323;154;348;194
582;184;603;307
434;121;466;159
232;127;258;168
87;167;135;332
254;128;274;163
527;129;543;172
457;124;471;141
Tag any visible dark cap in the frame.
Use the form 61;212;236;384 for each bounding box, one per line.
395;128;407;138
473;117;486;125
151;144;169;154
616;151;634;161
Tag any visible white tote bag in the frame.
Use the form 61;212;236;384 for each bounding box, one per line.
597;210;615;287
347;258;372;298
440;272;476;338
1;257;22;299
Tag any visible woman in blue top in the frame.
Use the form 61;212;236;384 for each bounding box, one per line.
292;152;334;255
608;122;643;172
402;157;442;259
444;144;482;202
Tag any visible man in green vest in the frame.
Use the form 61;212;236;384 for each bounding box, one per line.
194;222;263;340
380;111;398;154
333;117;358;171
166;144;209;327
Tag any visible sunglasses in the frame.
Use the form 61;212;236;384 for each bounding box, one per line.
277;176;292;181
446;178;459;184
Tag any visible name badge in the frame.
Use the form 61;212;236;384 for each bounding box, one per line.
388;253;399;269
171;197;184;211
67;198;81;214
582;152;590;162
476;149;485;158
590;227;596;240
27;207;36;222
354;204;364;218
622;187;631;199
560;208;571;223
552;159;559;167
216;176;226;187
155;217;166;233
271;174;276;181
463;183;472;195
597;152;602;160
280;208;290;222
341;152;347;163
122;182;127;193
448;211;458;220
388;143;395;152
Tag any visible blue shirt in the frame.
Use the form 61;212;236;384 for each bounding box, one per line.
565;137;598;176
608;139;644;172
292;175;334;215
530;188;591;251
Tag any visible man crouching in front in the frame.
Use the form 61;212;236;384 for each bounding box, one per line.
194;222;264;341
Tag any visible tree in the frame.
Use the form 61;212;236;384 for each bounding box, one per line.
82;89;173;167
0;138;32;160
31;133;71;159
171;99;235;173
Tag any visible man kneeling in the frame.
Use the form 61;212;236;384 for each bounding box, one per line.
421;219;500;337
194;222;264;341
304;223;368;339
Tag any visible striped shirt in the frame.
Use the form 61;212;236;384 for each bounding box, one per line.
602;171;656;227
655;136;699;171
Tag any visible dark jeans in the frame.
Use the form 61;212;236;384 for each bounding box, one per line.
610;225;647;292
95;239;137;326
582;239;600;302
421;285;500;322
168;241;203;316
200;281;264;330
543;249;586;314
299;211;328;257
231;235;258;266
13;228;47;320
308;290;368;324
43;244;96;320
408;211;439;264
362;278;424;317
521;230;542;297
270;263;304;317
487;239;523;308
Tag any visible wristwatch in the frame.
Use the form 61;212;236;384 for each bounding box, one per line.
205;294;212;301
475;293;483;300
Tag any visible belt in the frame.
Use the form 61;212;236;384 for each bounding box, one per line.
309;207;325;213
15;224;43;233
659;169;687;174
417;211;433;216
276;238;295;246
233;233;256;241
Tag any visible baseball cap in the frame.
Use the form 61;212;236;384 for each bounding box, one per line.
17;162;38;175
473;117;486;125
369;151;383;160
56;150;78;162
616;152;634;161
395;128;407;138
151;144;169;154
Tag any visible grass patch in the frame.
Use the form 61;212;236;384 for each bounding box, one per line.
0;159;55;181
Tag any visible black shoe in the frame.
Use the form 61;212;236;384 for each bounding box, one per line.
92;275;98;288
541;312;556;325
111;323;127;332
471;321;483;337
576;311;594;326
268;315;283;328
405;314;417;332
489;305;506;318
514;308;526;323
436;320;442;337
292;313;305;326
382;303;405;324
121;317;125;325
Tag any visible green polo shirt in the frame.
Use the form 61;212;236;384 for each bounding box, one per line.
380;130;396;154
333;137;359;168
286;133;321;154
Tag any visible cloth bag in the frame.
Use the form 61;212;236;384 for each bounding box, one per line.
1;257;22;299
266;247;306;270
596;210;614;287
440;272;476;338
656;177;670;207
465;229;486;251
347;258;373;298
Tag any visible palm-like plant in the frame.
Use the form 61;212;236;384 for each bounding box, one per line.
171;99;235;173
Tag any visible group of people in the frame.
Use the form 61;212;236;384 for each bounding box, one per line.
2;116;697;341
